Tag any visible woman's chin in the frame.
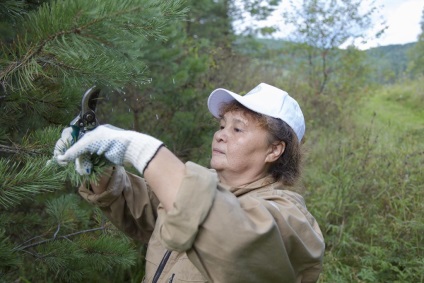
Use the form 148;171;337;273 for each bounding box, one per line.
210;159;224;171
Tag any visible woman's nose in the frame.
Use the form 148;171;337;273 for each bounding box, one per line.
214;128;227;142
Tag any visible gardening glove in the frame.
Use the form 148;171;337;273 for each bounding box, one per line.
53;127;74;157
55;124;163;175
48;127;92;175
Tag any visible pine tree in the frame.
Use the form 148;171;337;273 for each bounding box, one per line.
0;0;187;281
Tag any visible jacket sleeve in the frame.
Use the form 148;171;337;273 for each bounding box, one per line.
156;162;324;283
78;166;160;243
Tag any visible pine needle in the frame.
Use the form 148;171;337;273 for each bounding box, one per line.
0;158;66;209
0;0;189;94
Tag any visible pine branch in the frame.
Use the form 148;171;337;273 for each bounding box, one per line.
0;1;26;22
0;229;21;269
0;157;66;209
15;226;107;251
0;126;110;210
0;0;188;94
0;144;41;155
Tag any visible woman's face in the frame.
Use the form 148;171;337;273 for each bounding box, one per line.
211;110;276;184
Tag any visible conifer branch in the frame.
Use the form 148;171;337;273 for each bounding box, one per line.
0;0;188;93
0;157;66;209
15;226;106;251
0;144;41;155
2;10;106;80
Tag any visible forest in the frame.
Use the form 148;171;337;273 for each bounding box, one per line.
0;0;423;282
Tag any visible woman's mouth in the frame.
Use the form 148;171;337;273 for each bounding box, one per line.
212;148;224;155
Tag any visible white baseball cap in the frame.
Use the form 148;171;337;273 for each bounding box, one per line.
207;83;305;142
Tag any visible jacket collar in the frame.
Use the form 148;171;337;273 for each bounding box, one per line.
219;175;280;197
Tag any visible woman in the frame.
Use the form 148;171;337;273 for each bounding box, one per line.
55;83;325;283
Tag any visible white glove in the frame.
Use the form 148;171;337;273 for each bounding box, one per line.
49;127;93;175
53;127;74;157
55;125;163;175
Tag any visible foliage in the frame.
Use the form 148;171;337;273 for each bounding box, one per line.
366;43;415;83
0;193;137;282
231;0;281;36
0;0;188;145
0;0;187;93
0;0;189;281
0;0;189;201
234;37;372;131
0;126;68;208
407;8;424;77
281;0;383;95
304;79;424;282
94;25;215;164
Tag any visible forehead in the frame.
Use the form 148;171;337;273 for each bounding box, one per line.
219;101;268;126
221;110;261;127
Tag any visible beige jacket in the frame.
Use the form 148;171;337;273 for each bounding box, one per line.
79;162;325;283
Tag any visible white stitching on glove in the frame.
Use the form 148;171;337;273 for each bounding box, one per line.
55;125;163;175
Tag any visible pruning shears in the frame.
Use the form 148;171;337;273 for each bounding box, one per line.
70;86;101;142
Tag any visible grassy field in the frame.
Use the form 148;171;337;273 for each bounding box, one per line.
357;80;424;148
305;79;424;282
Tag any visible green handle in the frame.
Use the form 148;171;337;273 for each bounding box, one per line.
71;125;80;143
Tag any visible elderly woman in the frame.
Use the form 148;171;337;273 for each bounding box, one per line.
55;83;325;283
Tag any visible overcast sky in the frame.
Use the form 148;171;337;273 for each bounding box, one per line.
361;0;424;49
240;0;424;50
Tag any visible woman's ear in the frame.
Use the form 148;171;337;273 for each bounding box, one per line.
265;142;285;163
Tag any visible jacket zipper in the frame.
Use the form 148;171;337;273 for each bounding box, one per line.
152;250;172;283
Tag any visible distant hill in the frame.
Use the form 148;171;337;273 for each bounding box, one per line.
234;37;417;84
365;43;415;83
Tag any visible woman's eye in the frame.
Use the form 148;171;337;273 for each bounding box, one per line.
234;128;241;132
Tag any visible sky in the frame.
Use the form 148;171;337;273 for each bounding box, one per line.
240;0;424;50
361;0;424;49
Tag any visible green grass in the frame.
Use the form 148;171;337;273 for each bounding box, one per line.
305;79;424;283
357;79;424;148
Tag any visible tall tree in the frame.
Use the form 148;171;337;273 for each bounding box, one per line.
231;0;281;36
185;0;281;44
281;0;384;95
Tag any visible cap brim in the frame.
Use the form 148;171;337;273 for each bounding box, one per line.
207;88;244;118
